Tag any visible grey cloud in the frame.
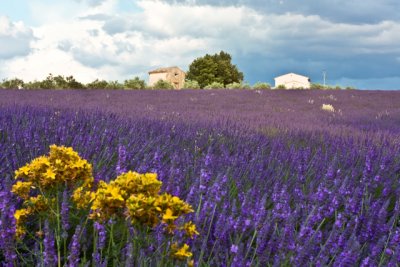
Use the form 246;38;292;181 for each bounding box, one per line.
70;47;116;68
87;0;107;6
79;13;112;21
164;0;400;24
102;17;130;35
73;0;108;7
114;41;136;55
0;36;32;59
0;18;35;59
57;40;73;52
237;51;400;89
88;29;100;37
101;15;172;38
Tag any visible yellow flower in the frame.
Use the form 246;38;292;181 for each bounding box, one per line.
182;221;199;239
89;182;126;221
114;171;162;197
14;145;95;191
72;186;94;209
171;243;193;260
15;225;27;239
126;194;160;226
44;168;56;180
14;208;32;238
162;208;177;222
25;195;50;212
14;208;31;222
106;184;124;202
15;166;30;177
11;181;32;199
156;193;194;217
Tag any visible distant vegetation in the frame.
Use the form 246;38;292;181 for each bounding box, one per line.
0;75;354;90
0;51;355;90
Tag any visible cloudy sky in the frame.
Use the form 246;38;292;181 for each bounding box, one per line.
1;0;399;89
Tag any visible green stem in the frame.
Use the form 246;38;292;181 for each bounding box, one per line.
198;205;217;265
244;229;257;259
107;220;115;261
56;189;61;267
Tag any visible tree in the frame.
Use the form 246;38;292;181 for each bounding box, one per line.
152;79;174;89
86;79;109;89
226;82;251;89
186;51;244;88
106;81;124;90
252;82;271;90
183;80;200;89
204;82;224;89
124;77;146;90
53;75;69;89
1;78;25;89
38;73;56;89
65;75;85;89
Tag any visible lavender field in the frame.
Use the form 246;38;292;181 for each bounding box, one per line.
1;89;400;266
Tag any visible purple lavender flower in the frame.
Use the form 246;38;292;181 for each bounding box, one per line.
116;144;127;176
68;225;82;266
43;220;57;267
230;244;239;254
94;222;107;250
61;189;70;239
0;190;17;265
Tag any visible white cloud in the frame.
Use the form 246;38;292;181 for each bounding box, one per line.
0;16;34;59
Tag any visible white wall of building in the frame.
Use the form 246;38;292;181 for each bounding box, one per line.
274;73;311;89
148;72;167;87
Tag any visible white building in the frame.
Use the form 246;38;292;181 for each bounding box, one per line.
148;66;186;89
274;73;311;89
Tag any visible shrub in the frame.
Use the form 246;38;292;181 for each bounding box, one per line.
124;77;146;90
86;79;109;89
1;78;25;89
204;82;224;89
252;82;271;90
106;80;124;90
183;80;201;89
225;82;251;89
152;79;174;90
65;76;85;89
310;83;325;90
276;84;286;89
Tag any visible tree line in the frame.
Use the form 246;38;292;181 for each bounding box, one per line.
0;51;354;90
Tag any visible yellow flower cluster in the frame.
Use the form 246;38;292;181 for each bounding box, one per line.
14;145;94;189
88;171;198;260
12;145;198;261
126;192;194;233
14;208;31;238
12;145;94;238
88;171;194;229
72;186;93;209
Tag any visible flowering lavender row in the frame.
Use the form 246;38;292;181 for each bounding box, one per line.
1;89;400;135
1;89;400;265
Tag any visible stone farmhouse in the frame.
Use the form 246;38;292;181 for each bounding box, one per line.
148;66;186;89
274;73;311;89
